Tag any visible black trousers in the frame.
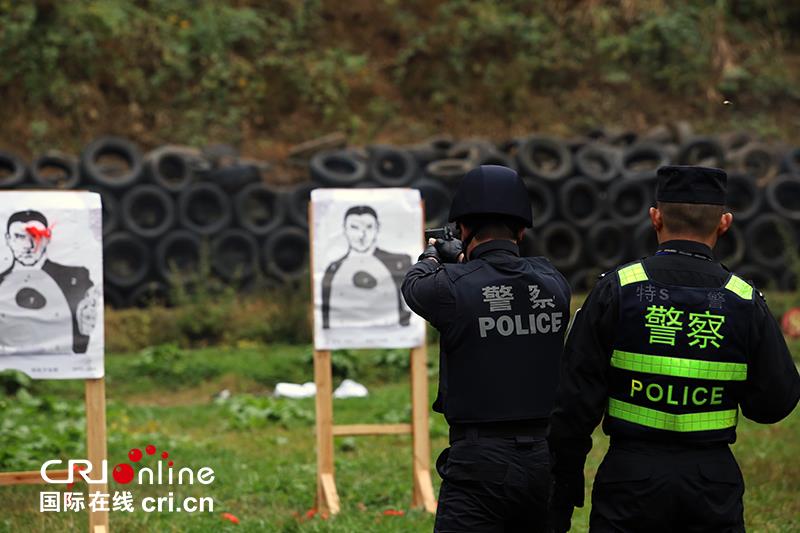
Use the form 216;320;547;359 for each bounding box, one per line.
433;431;551;533
590;440;745;533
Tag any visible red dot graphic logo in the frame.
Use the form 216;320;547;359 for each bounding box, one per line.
112;463;135;484
128;448;143;462
145;445;156;455
161;451;169;459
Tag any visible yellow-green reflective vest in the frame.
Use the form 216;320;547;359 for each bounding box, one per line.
605;261;754;443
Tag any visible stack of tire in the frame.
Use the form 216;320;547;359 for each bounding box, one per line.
0;137;300;308
1;126;797;308
303;126;800;293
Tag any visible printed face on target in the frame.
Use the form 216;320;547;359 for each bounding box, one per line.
344;212;379;253
7;218;50;267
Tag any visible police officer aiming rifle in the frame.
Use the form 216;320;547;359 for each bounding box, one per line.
402;165;571;532
547;165;800;532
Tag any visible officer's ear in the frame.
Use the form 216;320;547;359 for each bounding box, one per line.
515;228;525;243
649;207;663;233
716;212;733;237
458;222;470;241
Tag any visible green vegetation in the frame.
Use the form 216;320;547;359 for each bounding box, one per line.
1;1;798;155
0;344;797;532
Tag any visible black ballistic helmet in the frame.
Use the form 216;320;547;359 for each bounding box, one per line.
448;165;533;227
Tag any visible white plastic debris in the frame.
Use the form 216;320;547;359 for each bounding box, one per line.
333;379;369;399
274;382;317;399
214;389;232;401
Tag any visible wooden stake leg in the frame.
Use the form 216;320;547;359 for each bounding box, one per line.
314;350;340;514
85;378;109;533
410;345;436;513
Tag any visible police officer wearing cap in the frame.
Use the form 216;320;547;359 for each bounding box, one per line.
547;165;800;532
402;165;571;532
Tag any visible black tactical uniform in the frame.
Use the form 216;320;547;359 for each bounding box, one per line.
402;165;571;532
548;166;800;533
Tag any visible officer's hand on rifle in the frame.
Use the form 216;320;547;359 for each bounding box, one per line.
420;237;464;264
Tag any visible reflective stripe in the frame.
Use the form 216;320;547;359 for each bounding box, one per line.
618;263;648;286
611;350;747;381
725;275;753;300
608;398;738;432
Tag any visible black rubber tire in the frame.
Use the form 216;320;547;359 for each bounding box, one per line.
677;136;725;168
587;221;628;269
87;188;120;236
425;158;471;184
518;228;539;257
81;136;144;190
0;150;28;188
734;265;775;291
103;285;125;309
367;145;418;187
146;147;196;193
557;176;604;228
155;230;202;282
574;143;620;183
632;220;659;259
726;173;762;222
744;213;796;269
567;138;588;153
538;222;583;270
784;147;800;176
262;226;309;282
478;150;518;171
523;177;556;229
126;281;170;308
121;185;176;239
178;182;232;235
607;179;654;226
608;130;638;147
621;143;670;180
779;269;797;291
103;232;151;288
31;152;81;189
285;181;317;229
234;182;286;236
765;175;800;221
715;224;745;269
407;136;454;167
310;150;367;186
211;228;259;282
569;268;602;293
411;178;452;227
447;140;494;161
516;136;573;181
734;143;779;182
196;163;261;193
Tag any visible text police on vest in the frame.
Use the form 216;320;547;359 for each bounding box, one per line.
478;312;564;337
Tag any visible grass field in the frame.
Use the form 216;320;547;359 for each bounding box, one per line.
0;342;798;533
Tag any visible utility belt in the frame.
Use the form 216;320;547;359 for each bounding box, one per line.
609;436;731;454
449;419;548;443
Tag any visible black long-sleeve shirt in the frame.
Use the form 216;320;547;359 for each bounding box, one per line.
548;239;800;478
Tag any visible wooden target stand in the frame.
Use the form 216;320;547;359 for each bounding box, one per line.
308;201;436;515
0;378;109;533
